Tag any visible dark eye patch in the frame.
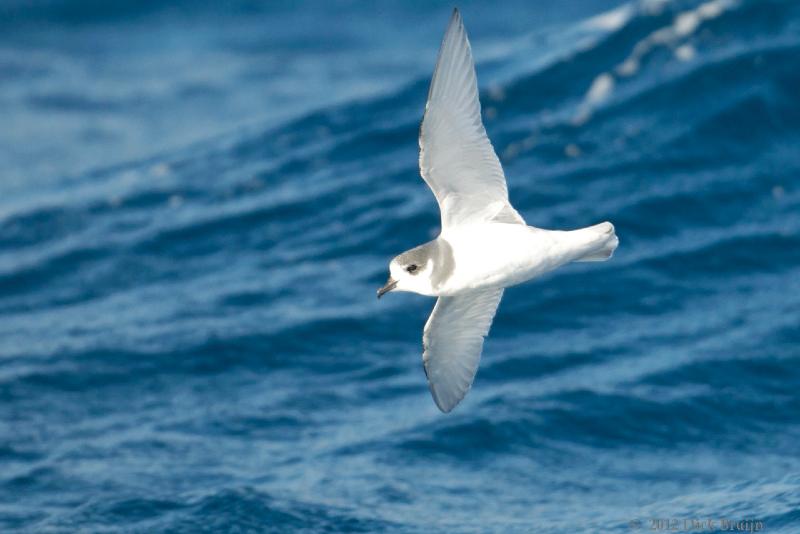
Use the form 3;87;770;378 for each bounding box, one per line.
406;264;418;273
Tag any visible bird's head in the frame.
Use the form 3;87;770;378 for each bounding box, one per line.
377;243;438;298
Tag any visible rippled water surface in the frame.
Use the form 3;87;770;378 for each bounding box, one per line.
2;0;799;532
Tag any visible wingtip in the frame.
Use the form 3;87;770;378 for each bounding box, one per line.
429;382;463;413
441;7;466;53
433;393;458;414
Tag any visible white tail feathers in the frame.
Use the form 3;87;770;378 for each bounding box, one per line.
576;222;618;262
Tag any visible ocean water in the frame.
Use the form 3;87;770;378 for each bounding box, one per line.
2;0;799;532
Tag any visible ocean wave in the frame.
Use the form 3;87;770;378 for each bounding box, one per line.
2;0;800;531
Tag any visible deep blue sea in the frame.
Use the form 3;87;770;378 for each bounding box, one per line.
2;0;799;532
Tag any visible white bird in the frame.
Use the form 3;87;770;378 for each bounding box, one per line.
377;9;618;413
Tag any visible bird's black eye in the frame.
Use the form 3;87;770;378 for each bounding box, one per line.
406;264;418;273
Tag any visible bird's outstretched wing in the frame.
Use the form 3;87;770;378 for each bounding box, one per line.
423;288;504;412
419;9;524;230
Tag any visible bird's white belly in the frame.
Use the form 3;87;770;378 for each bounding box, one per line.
438;224;587;295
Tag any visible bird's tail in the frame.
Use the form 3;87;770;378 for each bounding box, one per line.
575;222;618;262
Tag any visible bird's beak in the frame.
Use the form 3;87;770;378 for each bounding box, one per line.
377;277;398;299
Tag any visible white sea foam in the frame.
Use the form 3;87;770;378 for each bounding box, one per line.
573;0;737;125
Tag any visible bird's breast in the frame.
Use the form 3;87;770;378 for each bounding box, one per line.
437;224;571;294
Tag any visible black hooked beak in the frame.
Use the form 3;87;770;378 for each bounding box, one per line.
377;277;398;299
